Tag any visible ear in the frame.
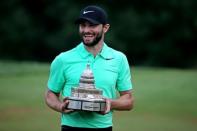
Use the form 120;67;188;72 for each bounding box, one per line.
103;24;110;33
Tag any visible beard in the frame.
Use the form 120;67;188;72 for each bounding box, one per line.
80;30;103;47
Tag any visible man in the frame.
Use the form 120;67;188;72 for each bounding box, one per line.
45;5;134;131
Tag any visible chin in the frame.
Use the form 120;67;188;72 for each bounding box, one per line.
84;43;92;46
83;40;93;45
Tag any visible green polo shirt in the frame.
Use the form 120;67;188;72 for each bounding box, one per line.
47;42;132;128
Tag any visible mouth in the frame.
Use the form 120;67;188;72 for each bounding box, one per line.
83;34;95;42
83;34;94;38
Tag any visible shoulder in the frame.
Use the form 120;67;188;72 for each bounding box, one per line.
53;46;79;63
107;46;127;60
104;45;130;69
50;47;79;70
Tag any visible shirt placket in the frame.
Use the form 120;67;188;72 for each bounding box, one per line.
88;54;100;72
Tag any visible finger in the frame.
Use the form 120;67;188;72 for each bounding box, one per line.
63;97;68;102
61;99;75;114
63;109;74;114
98;99;111;115
62;98;70;108
59;99;69;112
61;102;74;114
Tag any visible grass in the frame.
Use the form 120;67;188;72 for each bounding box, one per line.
114;67;197;131
0;61;197;131
0;61;60;131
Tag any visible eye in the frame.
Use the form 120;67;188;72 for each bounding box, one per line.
89;24;97;27
80;23;85;28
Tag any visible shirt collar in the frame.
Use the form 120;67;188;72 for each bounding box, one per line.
77;42;91;58
99;43;114;59
77;42;114;59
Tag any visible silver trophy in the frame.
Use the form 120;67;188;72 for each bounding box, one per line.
67;64;106;112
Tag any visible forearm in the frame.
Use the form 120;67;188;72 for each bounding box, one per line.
110;91;134;111
45;89;62;112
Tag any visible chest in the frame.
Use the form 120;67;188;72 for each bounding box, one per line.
63;58;119;89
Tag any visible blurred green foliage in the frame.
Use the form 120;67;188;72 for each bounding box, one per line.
0;0;196;68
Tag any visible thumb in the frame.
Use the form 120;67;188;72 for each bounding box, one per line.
105;99;111;114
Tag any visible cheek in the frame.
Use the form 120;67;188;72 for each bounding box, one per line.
93;27;102;34
79;30;83;37
96;30;103;37
79;27;85;34
79;28;82;33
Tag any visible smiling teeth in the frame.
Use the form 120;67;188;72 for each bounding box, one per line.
84;35;93;37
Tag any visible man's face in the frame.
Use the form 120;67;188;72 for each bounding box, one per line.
79;21;103;47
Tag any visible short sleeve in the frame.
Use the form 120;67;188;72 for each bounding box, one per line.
47;56;65;93
116;54;132;91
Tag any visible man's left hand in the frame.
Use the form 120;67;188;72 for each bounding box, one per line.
99;98;111;115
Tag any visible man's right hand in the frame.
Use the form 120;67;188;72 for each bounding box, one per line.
60;97;74;113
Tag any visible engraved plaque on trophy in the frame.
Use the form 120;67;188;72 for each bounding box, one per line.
67;64;106;112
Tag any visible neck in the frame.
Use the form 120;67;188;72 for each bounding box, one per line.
85;41;104;57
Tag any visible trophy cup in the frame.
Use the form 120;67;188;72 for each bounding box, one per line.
67;64;106;112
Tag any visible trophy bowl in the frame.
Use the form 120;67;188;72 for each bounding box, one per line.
66;64;106;112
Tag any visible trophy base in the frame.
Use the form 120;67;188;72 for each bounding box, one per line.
67;97;106;112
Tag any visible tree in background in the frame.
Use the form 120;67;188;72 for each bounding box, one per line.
0;0;196;68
